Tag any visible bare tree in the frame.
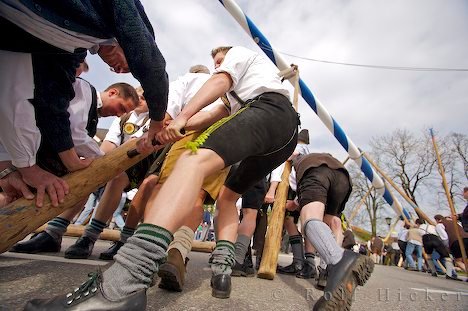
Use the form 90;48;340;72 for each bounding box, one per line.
369;129;436;208
432;131;467;212
346;164;387;237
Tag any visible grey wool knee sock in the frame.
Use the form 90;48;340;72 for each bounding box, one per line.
102;223;173;300
290;234;305;265
305;252;316;265
304;219;344;265
45;217;70;241
83;218;107;242
119;226;136;244
210;240;235;276
234;234;251;264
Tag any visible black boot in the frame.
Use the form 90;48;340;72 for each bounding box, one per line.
296;261;317;279
315;266;327;290
99;241;124;260
313;250;374;311
210;274;231;299
24;270;146;311
64;237;95;259
10;232;61;254
277;261;302;275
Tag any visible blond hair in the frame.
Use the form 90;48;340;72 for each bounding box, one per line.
211;46;232;58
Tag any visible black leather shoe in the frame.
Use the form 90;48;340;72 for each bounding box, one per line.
313;250;374;311
24;270;146;311
10;232;61;254
315;266;327;290
296;261;317;279
277;262;302;275
99;241;124;260
64;237;95;259
231;261;255;277
210;274;231;299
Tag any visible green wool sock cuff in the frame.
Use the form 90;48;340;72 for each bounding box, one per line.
216;240;235;253
134;223;174;250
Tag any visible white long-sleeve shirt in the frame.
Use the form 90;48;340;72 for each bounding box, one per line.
133;73;225;137
0;50;38;167
0;52;102;167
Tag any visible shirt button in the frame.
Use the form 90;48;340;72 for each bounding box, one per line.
34;4;41;11
64;20;70;26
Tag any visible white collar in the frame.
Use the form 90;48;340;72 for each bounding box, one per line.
96;91;103;109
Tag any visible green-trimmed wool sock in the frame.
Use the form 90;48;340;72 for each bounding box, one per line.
210;240;235;276
45;217;70;241
83;218;107;242
120;226;136;243
290;234;305;266
305;252;316;265
102;223;173;300
234;234;251;264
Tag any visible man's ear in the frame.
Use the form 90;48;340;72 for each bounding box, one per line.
108;88;120;97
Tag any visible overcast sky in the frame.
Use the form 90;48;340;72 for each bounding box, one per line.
85;0;467;163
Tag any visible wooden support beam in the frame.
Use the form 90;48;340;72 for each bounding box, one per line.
0;139;155;253
33;224;215;253
257;162;291;280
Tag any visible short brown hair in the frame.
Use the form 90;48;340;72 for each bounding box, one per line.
211;46;232;58
434;214;444;222
189;65;210;74
105;82;139;106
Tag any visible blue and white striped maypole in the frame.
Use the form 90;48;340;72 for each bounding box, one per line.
218;0;411;219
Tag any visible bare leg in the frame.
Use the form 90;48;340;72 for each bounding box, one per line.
127;176;160;227
238;208;258;237
143;149;224;232
93;172;130;224
324;214;343;246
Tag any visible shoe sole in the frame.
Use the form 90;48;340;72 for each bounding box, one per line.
64;254;91;259
98;253;116;260
352;255;374;287
158;263;183;292
211;287;230;299
313;256;374;310
231;270;255;278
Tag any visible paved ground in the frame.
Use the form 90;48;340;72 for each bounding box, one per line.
1;236;467;311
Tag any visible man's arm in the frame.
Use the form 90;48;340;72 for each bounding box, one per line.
31;51;86;155
185;104;229;132
156;73;232;144
110;0;169;122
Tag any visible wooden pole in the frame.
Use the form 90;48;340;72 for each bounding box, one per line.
257;161;292;280
257;65;300;280
33;224;215;253
362;152;435;225
383;218;399;243
348;186;374;223
430;129;468;272
0;139;155;253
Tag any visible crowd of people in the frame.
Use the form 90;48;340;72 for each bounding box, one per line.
0;1;466;311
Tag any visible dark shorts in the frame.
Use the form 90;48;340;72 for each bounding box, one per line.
297;165;352;216
241;177;268;210
450;238;468;259
201;92;299;195
125;149;163;191
423;234;449;257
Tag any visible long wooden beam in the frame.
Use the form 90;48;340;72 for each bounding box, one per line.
0;139;154;253
257;161;291;280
